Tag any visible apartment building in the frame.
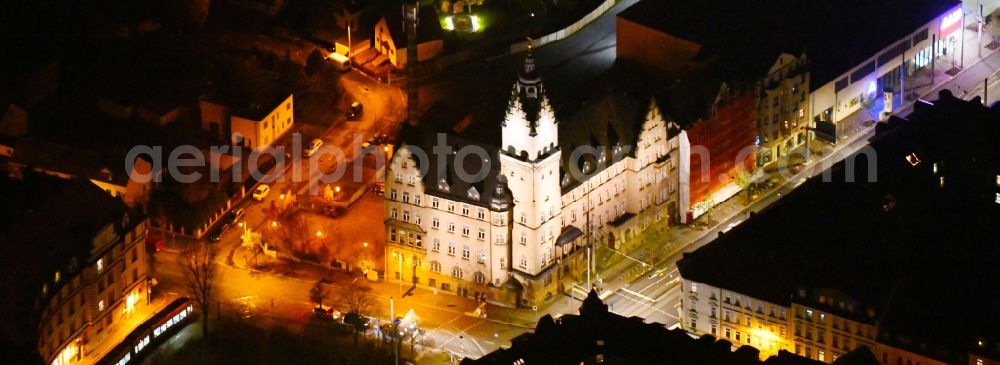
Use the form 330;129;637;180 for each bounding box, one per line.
757;53;810;167
200;89;294;150
0;175;150;365
678;92;1000;364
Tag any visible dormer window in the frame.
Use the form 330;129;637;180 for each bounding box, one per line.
467;187;480;200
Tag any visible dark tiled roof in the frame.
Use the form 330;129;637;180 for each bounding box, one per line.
12;137;136;187
201;88;291;121
463;290;871;365
396;125;511;211
678;91;1000;362
555;226;583;247
0;174;137;347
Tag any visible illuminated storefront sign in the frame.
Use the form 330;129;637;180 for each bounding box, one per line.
940;8;962;37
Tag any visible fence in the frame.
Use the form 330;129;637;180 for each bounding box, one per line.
509;0;616;54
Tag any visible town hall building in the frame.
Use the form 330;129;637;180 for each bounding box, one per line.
384;53;682;308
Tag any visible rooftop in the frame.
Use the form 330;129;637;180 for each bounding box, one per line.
677;91;1000;363
201;88;292;121
463;290;879;365
617;0;960;89
0;172;139;351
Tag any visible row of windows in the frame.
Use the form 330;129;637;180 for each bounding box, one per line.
427;238;488;263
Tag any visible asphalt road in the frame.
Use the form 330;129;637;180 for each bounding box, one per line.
151;245;531;361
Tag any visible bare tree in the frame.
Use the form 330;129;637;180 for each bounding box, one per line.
310;280;330;308
341;282;374;346
180;243;217;339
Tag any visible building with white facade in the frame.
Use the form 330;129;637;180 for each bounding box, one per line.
200;89;294;150
678;92;1000;364
384;53;681;307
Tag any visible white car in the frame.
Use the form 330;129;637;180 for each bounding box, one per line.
252;184;270;201
305;139;323;157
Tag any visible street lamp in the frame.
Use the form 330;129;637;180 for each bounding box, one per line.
392;252;403;295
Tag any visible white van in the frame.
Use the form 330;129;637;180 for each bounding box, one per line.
326;52;351;72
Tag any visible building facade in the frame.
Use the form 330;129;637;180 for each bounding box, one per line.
200;90;294;150
0;176;153;365
373;6;444;68
808;3;961;127
680;279;879;363
384;54;680;307
757;53;810;168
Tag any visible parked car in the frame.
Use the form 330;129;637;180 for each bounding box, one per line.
224;208;245;225
313;305;342;321
145;236;164;252
305;138;323;157
347;101;363;120
208;223;231;242
326;52;351;72
253;184;271;201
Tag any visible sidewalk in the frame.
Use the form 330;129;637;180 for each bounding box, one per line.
80;293;179;364
539;9;1000;321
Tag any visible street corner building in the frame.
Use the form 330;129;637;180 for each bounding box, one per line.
384;51;684;308
0;174;151;365
677;90;1000;364
199;88;294;151
462;289;884;365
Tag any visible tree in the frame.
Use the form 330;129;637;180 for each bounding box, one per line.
341;282;374;346
310;280;330;308
180;243;217;339
305;49;325;77
734;168;753;204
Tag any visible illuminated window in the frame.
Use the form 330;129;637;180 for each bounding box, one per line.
690;283;697;293
96;258;104;273
995;193;1000;205
54;271;60;283
98;300;105;312
818;350;825;362
905;153;921;166
996;174;1000;186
